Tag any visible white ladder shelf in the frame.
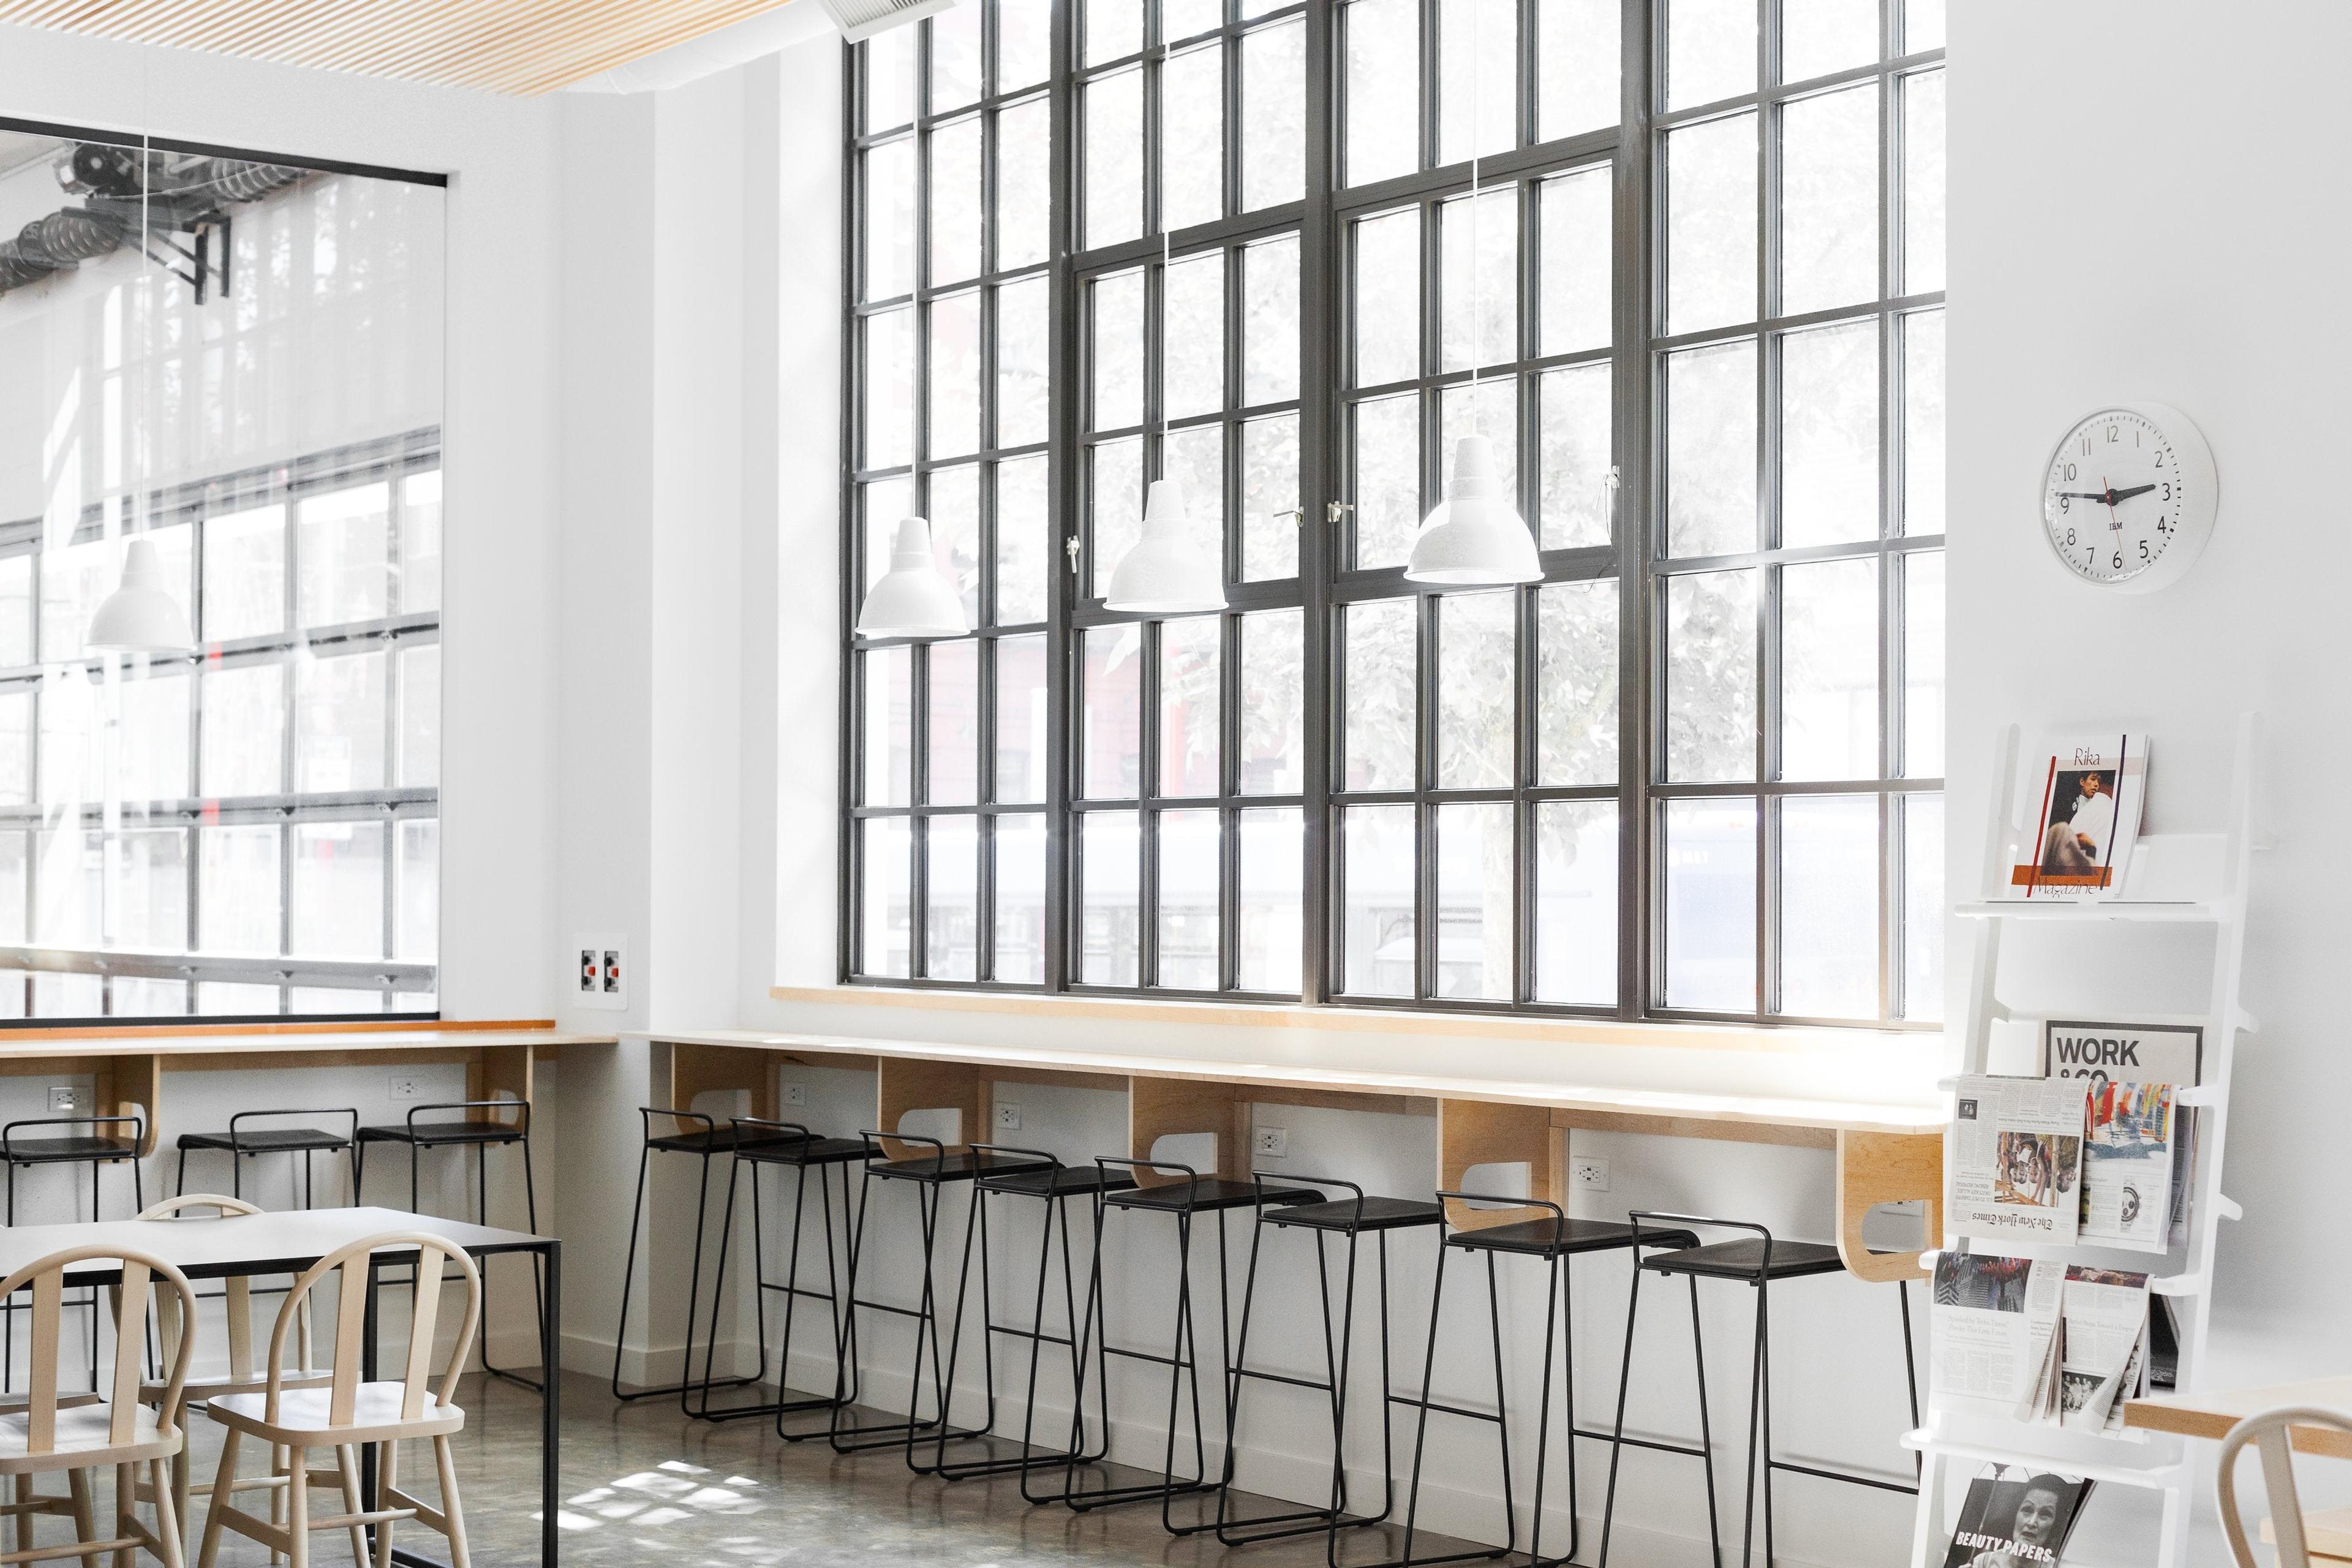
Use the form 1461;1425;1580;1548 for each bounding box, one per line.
1904;714;2257;1568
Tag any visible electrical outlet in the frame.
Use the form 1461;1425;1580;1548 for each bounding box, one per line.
782;1083;808;1108
46;1086;76;1113
1570;1156;1611;1192
571;933;627;1011
387;1074;422;1101
1253;1126;1287;1159
996;1102;1022;1132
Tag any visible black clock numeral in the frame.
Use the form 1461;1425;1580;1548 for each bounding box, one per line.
2105;425;2119;443
2113;552;2124;570
2065;527;2076;546
2138;540;2150;561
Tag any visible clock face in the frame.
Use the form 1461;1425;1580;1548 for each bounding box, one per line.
2040;405;2217;592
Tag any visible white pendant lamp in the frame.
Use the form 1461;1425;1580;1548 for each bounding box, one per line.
87;537;195;652
857;514;968;638
1405;434;1540;585
1104;478;1223;613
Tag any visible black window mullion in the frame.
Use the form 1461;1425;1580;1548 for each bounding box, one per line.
1297;0;1336;1003
1044;0;1077;992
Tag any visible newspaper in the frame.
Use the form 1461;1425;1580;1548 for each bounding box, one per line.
2040;1017;2202;1088
1941;1464;2094;1567
1931;1253;2064;1418
1952;1076;2086;1244
2053;1267;2150;1432
2079;1081;2175;1253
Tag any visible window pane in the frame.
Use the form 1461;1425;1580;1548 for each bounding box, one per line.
296;483;390;628
1902;793;1943;1020
0;556;29;666
1001;0;1052;88
1244;236;1300;405
1779;794;1877;1018
119;671;190;802
1435;801;1512;1000
1164;251;1226;420
1240;415;1300;580
1087;0;1141;64
1780;557;1878;780
289;985;379;1016
1089;437;1144;599
929;290;982;459
931;0;982;109
1665;568;1757;782
998;99;1053;273
290;821;384;959
199;826;281;956
864;307;914;469
1351;394;1422;570
1438;0;1516;165
1341;804;1414;996
1904;70;1947;295
1242;21;1306;211
864;137;916;301
1665;111;1757;335
1343;598;1415;791
1436;590;1515;789
1535;800;1615;1004
997;456;1050;624
198;981;280;1017
1537;363;1612;550
1779;83;1879;317
112;977;187;1017
1782;0;1879;82
1163;42;1225;233
0;834;23;943
1439;380;1518;512
862;646;913;806
1906;0;1944;51
926;815;979;981
398;470;442;616
203;503;287;641
865;28;914;130
111;828;187;951
1239;608;1303;793
1237;806;1302;993
1904;551;1944;777
201;663;287;798
1166;0;1219;37
1665;338;1757;557
1093;270;1145;431
34;827;98;948
398;644;439;790
397;818;436;963
1537;579;1618;786
1165;424;1225;565
1161;616;1222;797
1779;318;1879;548
1441;189;1517;374
992;815;1048;982
1345;0;1419;186
0;692;29;805
1354;207;1421;389
861;477;911;594
930;116;982;285
1157;807;1220;989
1664;796;1755;1009
1666;0;1755;108
930;464;984;624
1084;625;1144;797
1540;168;1611;356
295;648;388;793
927;638;980;805
1086;68;1144;247
1902;309;1946;535
1080;810;1141;984
1539;0;1619;141
31;974;102;1019
995;633;1050;802
861;816;911;978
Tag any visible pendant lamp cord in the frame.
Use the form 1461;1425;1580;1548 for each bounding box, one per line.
1159;23;1174;486
1465;0;1481;423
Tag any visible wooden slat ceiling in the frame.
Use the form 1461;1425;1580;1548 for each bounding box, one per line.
0;0;807;96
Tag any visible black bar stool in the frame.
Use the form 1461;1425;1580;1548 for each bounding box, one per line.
173;1108;358;1207
609;1107;802;1406
827;1131;1055;1458
687;1117;877;1430
1598;1212;1922;1568
354;1098;544;1391
1060;1156;1319;1531
1215;1171;1445;1551
1;1114;145;1386
1388;1194;1697;1568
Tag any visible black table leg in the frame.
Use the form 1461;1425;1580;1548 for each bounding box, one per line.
541;1239;562;1565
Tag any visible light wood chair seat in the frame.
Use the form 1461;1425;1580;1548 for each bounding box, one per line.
0;1404;172;1473
207;1385;462;1446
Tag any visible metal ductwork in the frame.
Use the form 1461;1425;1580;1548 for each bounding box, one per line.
0;144;308;301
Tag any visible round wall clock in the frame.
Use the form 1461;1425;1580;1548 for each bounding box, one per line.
2039;402;2217;592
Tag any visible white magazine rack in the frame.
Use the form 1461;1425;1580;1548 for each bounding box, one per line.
1904;714;2256;1567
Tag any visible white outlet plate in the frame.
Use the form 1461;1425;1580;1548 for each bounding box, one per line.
1253;1126;1287;1158
46;1086;76;1113
1570;1156;1610;1191
783;1083;808;1107
996;1102;1022;1131
387;1074;422;1101
572;933;627;1011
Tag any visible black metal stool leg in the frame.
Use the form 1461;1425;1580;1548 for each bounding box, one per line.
1898;1278;1920;1479
1692;1275;1724;1568
609;1139;657;1400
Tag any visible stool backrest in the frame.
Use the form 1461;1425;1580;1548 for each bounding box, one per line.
137;1194;315;1380
263;1232;480;1426
0;1244;195;1453
2217;1404;2352;1568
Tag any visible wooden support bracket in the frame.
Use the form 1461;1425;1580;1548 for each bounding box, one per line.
1834;1129;1944;1283
874;1057;986;1158
1438;1098;1555;1231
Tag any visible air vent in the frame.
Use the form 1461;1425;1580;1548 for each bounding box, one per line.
818;0;962;43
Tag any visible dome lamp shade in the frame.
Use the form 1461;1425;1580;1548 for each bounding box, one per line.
856;515;968;638
1404;434;1541;587
86;537;194;654
1104;478;1224;614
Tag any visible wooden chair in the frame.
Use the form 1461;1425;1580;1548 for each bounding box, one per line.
2217;1404;2352;1568
129;1197;334;1556
0;1243;197;1567
197;1232;481;1568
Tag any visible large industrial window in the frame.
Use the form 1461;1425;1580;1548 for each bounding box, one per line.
0;122;444;1019
844;0;1945;1025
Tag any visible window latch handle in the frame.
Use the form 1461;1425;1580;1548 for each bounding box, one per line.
1327;501;1354;526
1064;534;1082;575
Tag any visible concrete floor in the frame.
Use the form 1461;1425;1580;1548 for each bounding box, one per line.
102;1369;1500;1567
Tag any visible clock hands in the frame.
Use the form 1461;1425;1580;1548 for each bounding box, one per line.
2054;484;2157;505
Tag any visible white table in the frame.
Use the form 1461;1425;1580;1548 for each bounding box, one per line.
0;1206;560;1567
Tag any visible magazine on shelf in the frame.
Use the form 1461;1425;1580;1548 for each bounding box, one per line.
1941;1464;2095;1567
1931;1253;2064;1418
1952;1075;2087;1243
2079;1081;2177;1253
2052;1267;2151;1433
2166;1108;2198;1247
2007;734;2149;899
2040;1017;2202;1088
